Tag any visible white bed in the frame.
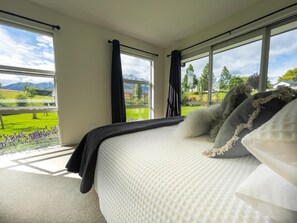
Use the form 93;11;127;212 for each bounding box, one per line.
94;125;272;223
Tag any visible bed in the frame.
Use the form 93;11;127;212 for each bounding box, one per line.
94;125;269;223
67;87;297;223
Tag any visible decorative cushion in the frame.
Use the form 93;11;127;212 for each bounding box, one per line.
242;99;297;186
173;104;220;138
209;84;251;141
236;164;297;223
204;87;297;158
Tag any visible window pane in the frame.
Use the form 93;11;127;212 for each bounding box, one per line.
121;53;152;122
213;38;262;102
181;56;209;116
0;23;55;71
121;54;150;82
0;73;56;108
268;21;297;90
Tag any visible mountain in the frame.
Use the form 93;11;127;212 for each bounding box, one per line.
2;82;54;91
123;73;149;82
123;74;150;93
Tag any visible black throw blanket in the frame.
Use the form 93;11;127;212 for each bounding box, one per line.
66;116;184;193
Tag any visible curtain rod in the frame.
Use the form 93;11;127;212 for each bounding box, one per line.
0;9;61;30
167;2;297;57
108;40;158;57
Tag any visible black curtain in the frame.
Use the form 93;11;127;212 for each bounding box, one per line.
111;39;126;123
166;50;181;117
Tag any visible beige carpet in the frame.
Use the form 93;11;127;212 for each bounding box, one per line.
0;148;107;223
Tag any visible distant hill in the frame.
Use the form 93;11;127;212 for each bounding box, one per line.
2;82;54;91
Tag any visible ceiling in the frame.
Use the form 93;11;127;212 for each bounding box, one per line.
29;0;262;48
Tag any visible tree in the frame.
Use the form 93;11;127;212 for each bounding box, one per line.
24;86;38;119
182;64;198;92
186;64;194;74
192;74;199;92
181;74;189;91
247;73;260;90
199;63;209;92
278;68;297;81
134;84;142;100
228;76;244;89
266;79;273;89
0;93;5;107
16;94;28;107
219;66;232;90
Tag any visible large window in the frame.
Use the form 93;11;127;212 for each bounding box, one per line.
181;15;297;116
121;53;153;121
268;20;297;90
0;22;58;154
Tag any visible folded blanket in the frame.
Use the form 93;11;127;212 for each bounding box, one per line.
66;116;184;193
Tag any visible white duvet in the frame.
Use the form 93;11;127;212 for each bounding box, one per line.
94;125;272;223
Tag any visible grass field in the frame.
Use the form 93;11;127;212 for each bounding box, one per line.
126;108;149;121
181;105;205;116
0;112;59;154
0;89;54;107
125;106;206;120
1;112;58;135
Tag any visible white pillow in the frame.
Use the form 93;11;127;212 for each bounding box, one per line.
173;104;220;138
236;164;297;223
242;99;297;186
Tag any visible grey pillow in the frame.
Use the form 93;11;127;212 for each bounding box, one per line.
209;84;251;141
204;87;297;158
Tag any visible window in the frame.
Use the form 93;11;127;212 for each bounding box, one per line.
181;53;209;116
0;22;58;154
121;53;153;121
267;20;297;90
180;15;297;116
212;35;262;102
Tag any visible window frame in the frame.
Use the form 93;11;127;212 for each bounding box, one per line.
0;20;58;115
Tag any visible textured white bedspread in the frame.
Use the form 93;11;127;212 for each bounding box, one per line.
94;125;272;223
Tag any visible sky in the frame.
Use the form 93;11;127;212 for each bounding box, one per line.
0;22;296;87
121;53;151;81
0;24;54;86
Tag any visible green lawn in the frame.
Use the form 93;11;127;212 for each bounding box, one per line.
126;106;207;119
1;112;58;135
0;112;59;154
181;105;206;116
126;108;149;121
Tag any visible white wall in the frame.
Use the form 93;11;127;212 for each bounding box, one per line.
1;0;166;145
163;0;297;112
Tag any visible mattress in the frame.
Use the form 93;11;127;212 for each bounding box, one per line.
94;125;272;223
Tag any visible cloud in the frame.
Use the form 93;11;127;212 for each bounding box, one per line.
0;25;55;71
213;40;262;76
182;56;208;79
269;29;297;57
0;73;54;86
121;54;150;81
